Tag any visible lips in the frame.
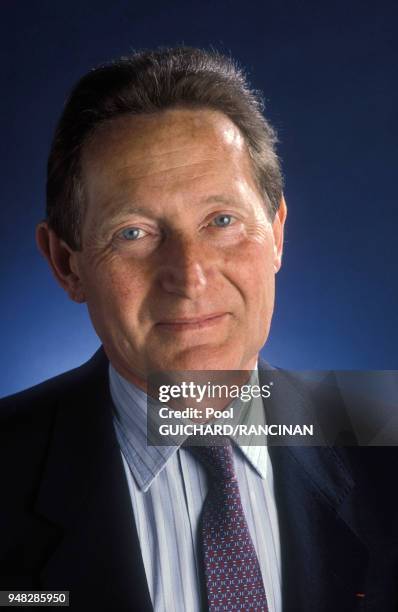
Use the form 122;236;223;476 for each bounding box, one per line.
158;313;226;324
156;312;228;330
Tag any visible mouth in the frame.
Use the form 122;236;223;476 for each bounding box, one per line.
156;312;229;332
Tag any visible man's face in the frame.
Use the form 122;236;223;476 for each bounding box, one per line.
71;108;286;384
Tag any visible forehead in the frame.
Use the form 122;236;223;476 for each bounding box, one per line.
81;108;252;183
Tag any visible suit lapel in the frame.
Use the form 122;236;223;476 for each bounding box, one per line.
258;363;369;612
33;348;152;612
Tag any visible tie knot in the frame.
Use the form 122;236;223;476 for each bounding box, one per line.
183;437;236;481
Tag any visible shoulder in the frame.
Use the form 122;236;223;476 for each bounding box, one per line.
0;347;107;423
0;348;109;476
258;360;398;486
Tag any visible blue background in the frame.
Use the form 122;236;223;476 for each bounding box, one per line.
1;0;397;396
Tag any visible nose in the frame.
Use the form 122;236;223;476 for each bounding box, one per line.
158;234;209;299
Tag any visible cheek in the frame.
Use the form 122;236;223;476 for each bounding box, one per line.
226;238;275;298
108;268;139;302
82;260;148;317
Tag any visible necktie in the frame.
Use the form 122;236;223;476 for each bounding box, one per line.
185;438;268;611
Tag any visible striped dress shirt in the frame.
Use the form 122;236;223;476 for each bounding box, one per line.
109;364;282;612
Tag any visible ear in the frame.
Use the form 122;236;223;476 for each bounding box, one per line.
272;195;287;273
36;222;86;303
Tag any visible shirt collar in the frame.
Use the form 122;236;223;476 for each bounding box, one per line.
109;362;267;492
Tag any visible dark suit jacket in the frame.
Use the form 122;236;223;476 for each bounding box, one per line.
0;348;397;611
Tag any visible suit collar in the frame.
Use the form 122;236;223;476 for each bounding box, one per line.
258;359;355;506
34;348;115;526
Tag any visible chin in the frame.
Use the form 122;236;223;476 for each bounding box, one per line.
148;345;248;373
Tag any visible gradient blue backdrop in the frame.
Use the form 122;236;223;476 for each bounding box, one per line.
1;0;397;396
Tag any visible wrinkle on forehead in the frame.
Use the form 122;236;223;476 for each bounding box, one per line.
114;160;225;182
82;108;248;175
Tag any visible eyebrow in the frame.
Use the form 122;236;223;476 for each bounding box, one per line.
114;195;239;210
97;204;151;228
200;194;240;205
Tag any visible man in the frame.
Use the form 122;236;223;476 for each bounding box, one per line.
0;47;397;611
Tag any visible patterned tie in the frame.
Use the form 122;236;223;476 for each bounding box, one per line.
185;438;268;611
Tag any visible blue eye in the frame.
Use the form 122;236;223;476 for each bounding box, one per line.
212;214;234;227
121;227;142;240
